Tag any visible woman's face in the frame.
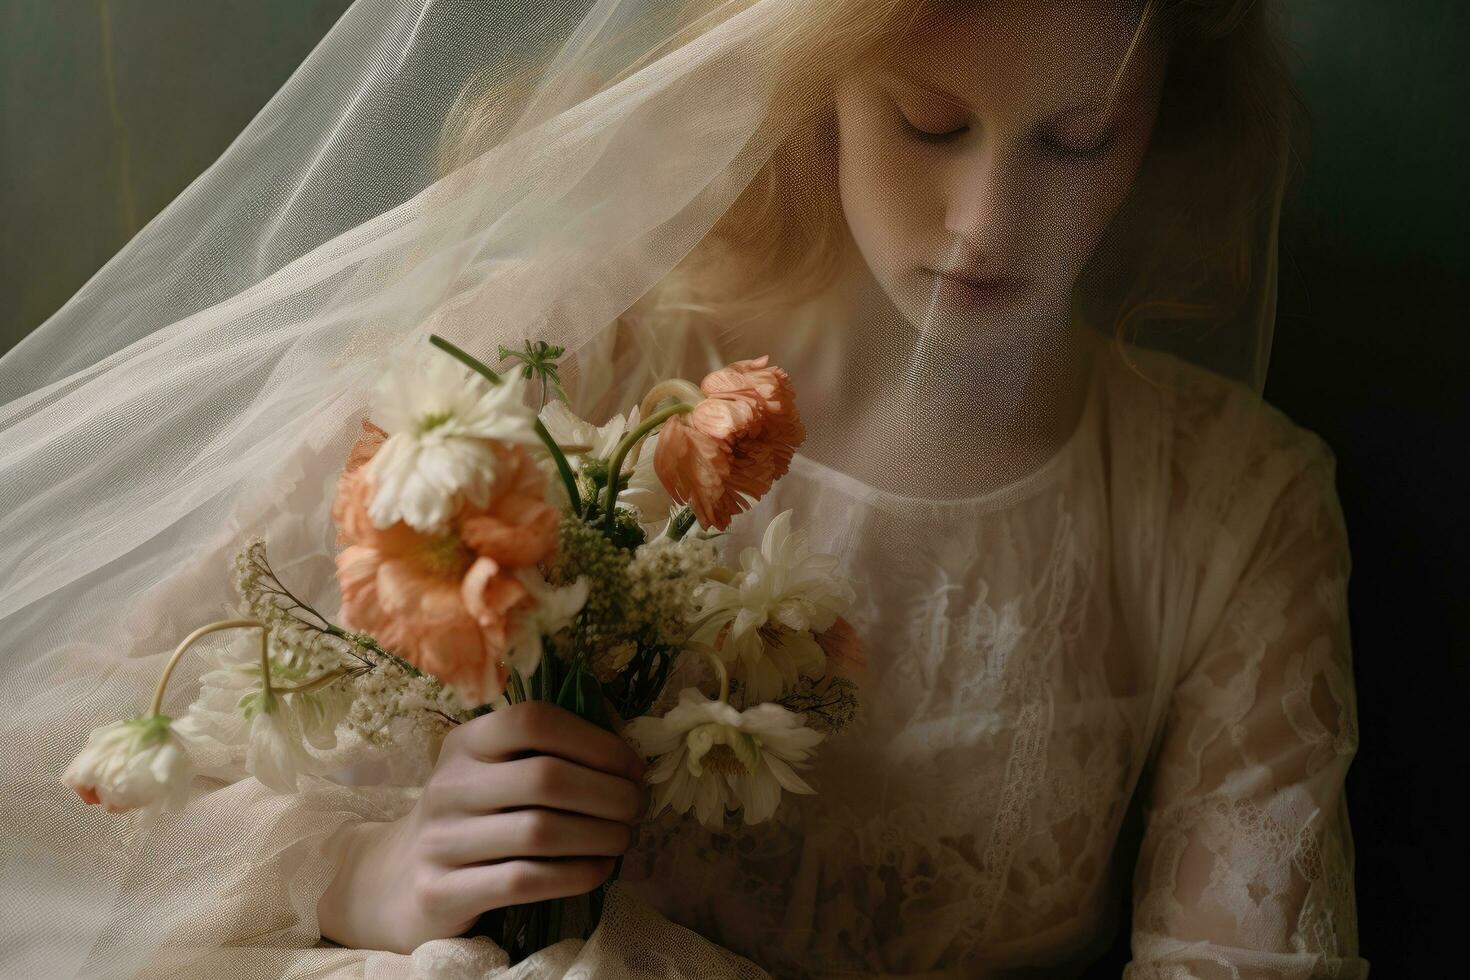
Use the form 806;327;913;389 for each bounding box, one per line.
833;1;1167;329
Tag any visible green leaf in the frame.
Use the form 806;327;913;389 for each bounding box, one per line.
580;672;613;731
553;664;613;731
554;662;582;710
497;340;569;402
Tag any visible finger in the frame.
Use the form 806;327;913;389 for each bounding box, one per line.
425;809;634;866
447;754;647;822
604;696;627;735
452;701;645;780
432;857;616;923
602;700;648;778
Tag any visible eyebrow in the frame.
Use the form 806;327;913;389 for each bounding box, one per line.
876;68;1141;122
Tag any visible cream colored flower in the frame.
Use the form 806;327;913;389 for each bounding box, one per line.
537;402;672;518
62;715;193;817
694;510;855;701
619;429;674;519
241;708;322;794
539;400;626;461
623;687;824;829
365;353;540;533
173;635;350;793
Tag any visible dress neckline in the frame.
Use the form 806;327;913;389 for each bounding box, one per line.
786;345;1103;517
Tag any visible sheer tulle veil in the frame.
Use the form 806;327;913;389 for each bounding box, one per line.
0;0;1314;976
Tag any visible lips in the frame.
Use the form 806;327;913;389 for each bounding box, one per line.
930;267;1026;290
925;267;1029;308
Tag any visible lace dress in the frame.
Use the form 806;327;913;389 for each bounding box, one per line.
5;347;1366;980
616;344;1368;979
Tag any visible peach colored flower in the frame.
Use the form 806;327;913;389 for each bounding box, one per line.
815;616;867;684
332;420;560;703
653;356;805;531
332;418;390;543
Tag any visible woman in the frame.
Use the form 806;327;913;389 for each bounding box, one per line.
0;0;1365;978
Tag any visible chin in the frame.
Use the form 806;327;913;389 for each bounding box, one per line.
891;289;1079;368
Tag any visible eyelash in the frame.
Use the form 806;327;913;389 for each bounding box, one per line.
898;115;1114;160
1037;131;1115;160
899;117;968;144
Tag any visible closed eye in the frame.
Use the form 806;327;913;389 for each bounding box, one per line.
885;88;970;144
899;119;970;144
899;114;969;144
1036;129;1115;160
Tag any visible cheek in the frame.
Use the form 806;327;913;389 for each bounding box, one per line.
1063;116;1158;263
836;121;932;270
1035;143;1152;281
1044;175;1126;271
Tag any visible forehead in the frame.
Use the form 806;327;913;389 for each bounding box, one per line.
880;1;1161;109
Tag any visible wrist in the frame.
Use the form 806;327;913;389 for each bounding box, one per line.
317;817;402;951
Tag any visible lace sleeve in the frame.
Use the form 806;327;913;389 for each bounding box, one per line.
1124;446;1369;979
0;421;445;978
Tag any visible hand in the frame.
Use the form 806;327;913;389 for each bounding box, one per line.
317;700;650;953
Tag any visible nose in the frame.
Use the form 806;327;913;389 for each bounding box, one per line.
940;145;1026;266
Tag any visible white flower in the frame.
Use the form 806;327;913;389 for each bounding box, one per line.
365;352;541;533
623;688;824;829
536;401;624;510
238;709;320;794
694;510;856;701
496;568;590;688
539;400;626;461
173;634;351;793
619;429;673;519
62;714;193;817
536;403;672;518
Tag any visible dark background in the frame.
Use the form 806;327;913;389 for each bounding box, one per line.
3;1;1464;974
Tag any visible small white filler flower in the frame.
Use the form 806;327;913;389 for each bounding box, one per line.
623;687;825;829
62;714;194;817
365;352;541;533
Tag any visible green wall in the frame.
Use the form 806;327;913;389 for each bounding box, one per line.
1;0;353;351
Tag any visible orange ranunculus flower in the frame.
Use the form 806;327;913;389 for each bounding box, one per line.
331;418;560;703
652;356;805;531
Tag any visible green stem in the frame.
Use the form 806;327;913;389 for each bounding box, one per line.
601;403;691;533
272;666;350;696
508;668;528;705
149;618;263;717
428;333;503;383
538;419;582;513
324;624;425;678
666;506;696;541
258;627;274;700
429;333;581;514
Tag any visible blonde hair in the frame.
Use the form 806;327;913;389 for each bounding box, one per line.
438;0;1307;365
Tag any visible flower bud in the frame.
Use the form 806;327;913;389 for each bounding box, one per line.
61;714;193;816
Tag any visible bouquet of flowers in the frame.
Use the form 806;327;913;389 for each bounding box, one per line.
61;333;864;961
